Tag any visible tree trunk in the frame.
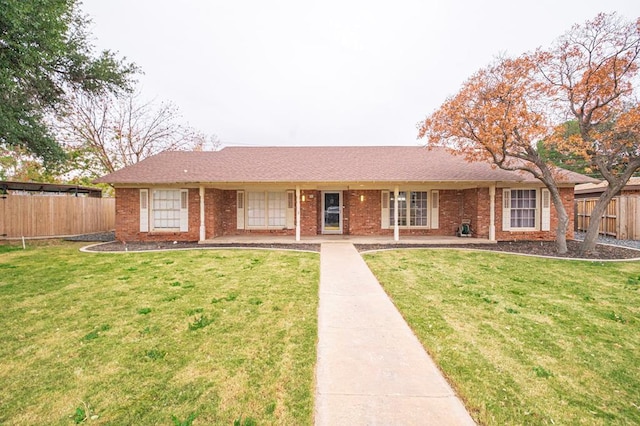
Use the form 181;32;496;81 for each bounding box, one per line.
580;186;621;254
549;187;569;254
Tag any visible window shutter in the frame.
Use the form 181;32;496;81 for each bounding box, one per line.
541;188;551;231
139;189;149;232
502;189;511;231
381;191;390;229
180;189;189;232
286;190;295;229
430;190;439;229
236;191;245;229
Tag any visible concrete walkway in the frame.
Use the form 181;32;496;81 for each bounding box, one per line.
315;242;476;425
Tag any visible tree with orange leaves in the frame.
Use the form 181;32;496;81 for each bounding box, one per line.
539;13;640;253
418;56;574;253
419;12;640;254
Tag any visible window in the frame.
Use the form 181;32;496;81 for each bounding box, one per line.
410;191;428;226
389;191;428;227
389;191;407;226
247;192;266;227
246;191;288;228
150;189;187;231
267;192;286;226
510;189;537;228
152;190;181;229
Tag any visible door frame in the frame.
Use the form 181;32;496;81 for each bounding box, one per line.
321;191;342;234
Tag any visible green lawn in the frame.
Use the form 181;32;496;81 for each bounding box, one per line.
364;249;640;426
0;242;319;425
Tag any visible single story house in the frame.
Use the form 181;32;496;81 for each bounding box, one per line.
94;146;592;243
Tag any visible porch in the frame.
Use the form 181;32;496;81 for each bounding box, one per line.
199;235;495;245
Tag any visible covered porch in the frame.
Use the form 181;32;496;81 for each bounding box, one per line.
195;184;498;243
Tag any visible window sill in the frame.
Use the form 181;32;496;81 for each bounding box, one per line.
245;227;291;231
148;230;182;234
382;226;431;230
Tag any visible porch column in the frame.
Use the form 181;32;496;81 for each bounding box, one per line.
199;186;206;242
489;184;496;241
394;186;399;242
295;186;301;242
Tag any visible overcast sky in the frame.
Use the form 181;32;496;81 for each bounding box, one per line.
81;0;640;149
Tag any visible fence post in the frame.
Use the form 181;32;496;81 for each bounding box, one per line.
618;196;625;239
0;193;6;237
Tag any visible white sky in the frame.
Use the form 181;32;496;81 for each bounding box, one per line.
81;0;640;148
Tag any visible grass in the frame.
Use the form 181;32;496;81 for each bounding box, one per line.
0;241;319;425
364;249;640;426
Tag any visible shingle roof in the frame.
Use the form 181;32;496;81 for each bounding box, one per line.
95;146;594;185
575;176;640;195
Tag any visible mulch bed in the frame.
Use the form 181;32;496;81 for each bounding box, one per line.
356;240;640;259
80;237;640;260
86;240;323;253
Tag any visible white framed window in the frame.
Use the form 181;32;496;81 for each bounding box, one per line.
268;192;287;226
410;191;428;226
502;188;550;231
147;189;188;232
510;189;537;229
385;190;432;228
246;191;289;229
247;192;266;227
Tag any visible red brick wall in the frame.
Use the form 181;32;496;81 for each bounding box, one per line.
346;190;381;235
115;187;200;242
115;186;573;241
453;188;491;239
114;188;138;242
348;189;469;237
301;190;319;236
439;190;462;236
205;188;224;238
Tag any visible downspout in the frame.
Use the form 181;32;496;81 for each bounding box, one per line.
199;186;206;242
489;184;496;241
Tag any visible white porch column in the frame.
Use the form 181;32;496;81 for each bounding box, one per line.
295;186;301;242
394;186;399;242
199;186;206;242
489;184;496;241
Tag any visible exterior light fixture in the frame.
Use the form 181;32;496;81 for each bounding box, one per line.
302;194;306;202
360;194;364;202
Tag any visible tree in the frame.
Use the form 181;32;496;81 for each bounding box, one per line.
537;13;640;253
54;90;219;177
537;122;597;177
418;12;640;254
0;0;136;164
418;56;574;253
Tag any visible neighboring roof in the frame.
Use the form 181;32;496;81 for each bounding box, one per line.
95;146;594;185
575;176;640;195
0;180;103;197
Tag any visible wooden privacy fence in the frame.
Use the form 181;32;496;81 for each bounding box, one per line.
0;194;115;238
575;196;640;240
